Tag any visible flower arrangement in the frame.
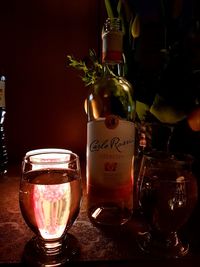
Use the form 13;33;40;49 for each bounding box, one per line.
67;0;200;132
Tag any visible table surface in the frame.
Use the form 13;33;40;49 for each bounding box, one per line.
0;165;200;266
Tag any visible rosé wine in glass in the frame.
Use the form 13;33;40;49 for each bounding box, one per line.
19;149;82;265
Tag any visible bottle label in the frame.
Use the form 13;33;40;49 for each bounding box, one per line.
87;117;135;190
0;81;5;108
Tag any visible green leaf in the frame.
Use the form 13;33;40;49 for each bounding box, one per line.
136;101;150;121
131;14;140;38
67;50;103;87
150;94;186;124
117;0;122;15
104;0;114;18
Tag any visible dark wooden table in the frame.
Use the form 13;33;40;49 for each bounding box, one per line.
0;165;200;266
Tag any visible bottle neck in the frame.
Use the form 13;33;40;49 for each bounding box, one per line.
102;31;123;65
101;18;124;77
102;61;124;77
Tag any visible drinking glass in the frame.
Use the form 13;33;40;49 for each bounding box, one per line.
19;149;82;265
137;151;198;258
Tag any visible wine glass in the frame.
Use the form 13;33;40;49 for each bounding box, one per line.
137;151;198;258
19;148;82;265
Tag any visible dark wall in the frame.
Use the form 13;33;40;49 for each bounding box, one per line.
0;0;106;163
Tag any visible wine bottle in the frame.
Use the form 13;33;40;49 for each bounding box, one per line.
86;18;136;226
0;73;8;175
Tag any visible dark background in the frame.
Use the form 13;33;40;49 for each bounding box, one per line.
1;0;200;165
0;0;107;163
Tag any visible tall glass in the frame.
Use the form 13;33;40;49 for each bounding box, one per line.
19;149;82;265
137;151;198;258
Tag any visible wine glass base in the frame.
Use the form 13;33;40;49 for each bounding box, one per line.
22;233;80;266
137;231;189;258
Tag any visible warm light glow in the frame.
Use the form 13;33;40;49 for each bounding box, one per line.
91;100;101;119
33;183;71;240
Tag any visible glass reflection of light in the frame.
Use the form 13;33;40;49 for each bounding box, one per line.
33;183;71;240
168;176;186;210
28;149;71;170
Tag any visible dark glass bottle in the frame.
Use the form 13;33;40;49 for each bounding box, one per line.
86;18;136;226
0;74;8;175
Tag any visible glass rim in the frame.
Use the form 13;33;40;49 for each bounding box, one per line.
24;148;79;165
143;150;194;163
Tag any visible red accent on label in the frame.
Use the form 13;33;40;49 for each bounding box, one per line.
102;51;123;63
104;162;118;172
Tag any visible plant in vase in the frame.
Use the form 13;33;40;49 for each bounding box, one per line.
67;0;200;158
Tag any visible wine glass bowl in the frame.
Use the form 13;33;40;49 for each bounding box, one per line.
19;149;82;265
137;151;198;258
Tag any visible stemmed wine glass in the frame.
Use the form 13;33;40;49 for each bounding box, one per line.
137;151;198;258
19;148;82;265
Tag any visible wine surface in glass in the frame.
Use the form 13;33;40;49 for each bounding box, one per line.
19;169;82;240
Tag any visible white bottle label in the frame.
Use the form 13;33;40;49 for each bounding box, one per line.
0;81;5;108
87;117;135;190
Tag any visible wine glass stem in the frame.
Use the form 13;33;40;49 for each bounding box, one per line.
36;236;66;256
